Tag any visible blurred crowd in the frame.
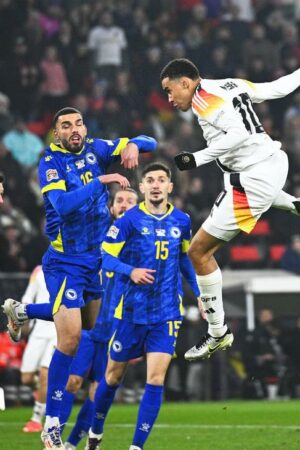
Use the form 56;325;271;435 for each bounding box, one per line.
0;0;300;272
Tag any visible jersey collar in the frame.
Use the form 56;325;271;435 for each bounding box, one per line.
139;201;174;220
49;142;85;155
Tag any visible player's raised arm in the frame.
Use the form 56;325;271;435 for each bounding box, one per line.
244;68;300;103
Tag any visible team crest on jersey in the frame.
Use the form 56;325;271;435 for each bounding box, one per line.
155;229;166;237
107;225;119;239
75;159;85;169
170;227;181;238
141;227;150;235
46;168;59;181
65;289;78;300
112;340;122;352
86;152;97;164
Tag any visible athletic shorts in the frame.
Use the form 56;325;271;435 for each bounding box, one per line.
69;330;108;382
21;335;56;372
202;150;288;241
42;247;103;312
109;319;182;362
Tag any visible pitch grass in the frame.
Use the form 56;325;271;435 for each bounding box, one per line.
1;400;300;449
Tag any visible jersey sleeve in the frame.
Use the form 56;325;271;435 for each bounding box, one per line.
94;135;157;166
101;215;134;275
192;89;251;166
39;154;66;195
242;69;300;103
179;216;200;297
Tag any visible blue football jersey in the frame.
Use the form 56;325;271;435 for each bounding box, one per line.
89;269;122;343
102;202;192;324
39;137;130;254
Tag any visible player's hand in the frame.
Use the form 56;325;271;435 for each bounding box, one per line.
98;173;130;189
121;143;139;169
130;268;156;284
197;297;207;321
174;152;197;171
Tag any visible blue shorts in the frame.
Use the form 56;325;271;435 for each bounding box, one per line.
42;246;103;311
69;330;108;382
110;319;182;362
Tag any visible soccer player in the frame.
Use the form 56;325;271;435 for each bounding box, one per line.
20;266;56;433
86;162;200;450
160;58;300;361
2;107;157;449
62;188;139;450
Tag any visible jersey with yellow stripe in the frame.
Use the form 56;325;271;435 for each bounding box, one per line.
191;75;296;172
39;137;129;254
102;202;192;324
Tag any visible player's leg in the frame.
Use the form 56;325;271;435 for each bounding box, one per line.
130;321;179;450
86;356;127;450
65;341;108;448
60;330;95;434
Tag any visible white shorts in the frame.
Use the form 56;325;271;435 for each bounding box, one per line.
20;335;56;373
202;150;289;241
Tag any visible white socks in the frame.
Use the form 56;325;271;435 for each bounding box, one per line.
196;268;227;337
31;401;46;423
89;429;103;440
44;415;60;430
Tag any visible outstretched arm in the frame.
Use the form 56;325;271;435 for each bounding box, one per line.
246;69;300;103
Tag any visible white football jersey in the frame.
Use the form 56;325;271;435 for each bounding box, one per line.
22;265;56;339
192;69;300;172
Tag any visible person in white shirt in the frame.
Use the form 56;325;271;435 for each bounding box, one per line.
20;265;56;433
160;58;300;361
87;10;127;82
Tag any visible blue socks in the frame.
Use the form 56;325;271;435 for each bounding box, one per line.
66;398;94;446
132;383;164;449
46;349;73;418
92;378;119;434
26;303;53;321
59;390;75;433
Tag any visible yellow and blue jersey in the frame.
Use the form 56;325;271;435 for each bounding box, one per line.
89;269;122;343
102;202;195;325
39;136;157;255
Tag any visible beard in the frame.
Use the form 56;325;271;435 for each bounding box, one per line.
150;197;164;206
60;137;83;153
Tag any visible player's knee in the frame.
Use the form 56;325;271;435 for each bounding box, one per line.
57;333;80;355
66;375;83;393
105;368;123;386
188;240;206;265
147;374;165;385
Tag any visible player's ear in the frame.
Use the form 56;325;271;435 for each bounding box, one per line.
168;182;174;194
139;182;145;194
181;77;190;89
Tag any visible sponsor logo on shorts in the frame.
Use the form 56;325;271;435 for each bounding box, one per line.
65;289;78;300
86;152;97;164
170;227;181;238
46;168;59;181
112;340;122;352
107;225;119;239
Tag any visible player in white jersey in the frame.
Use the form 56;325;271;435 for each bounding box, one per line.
20;266;56;432
160;58;300;360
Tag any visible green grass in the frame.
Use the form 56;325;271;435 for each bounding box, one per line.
1;401;300;449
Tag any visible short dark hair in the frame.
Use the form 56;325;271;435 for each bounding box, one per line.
160;58;199;82
142;162;172;179
53;107;82;127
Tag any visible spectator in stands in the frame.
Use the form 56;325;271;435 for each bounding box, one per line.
87;10;128;84
2;117;44;169
281;316;300;398
0;171;4;204
0;92;13;138
280;234;300;275
241;308;285;399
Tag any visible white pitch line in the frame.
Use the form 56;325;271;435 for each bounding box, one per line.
0;423;299;430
